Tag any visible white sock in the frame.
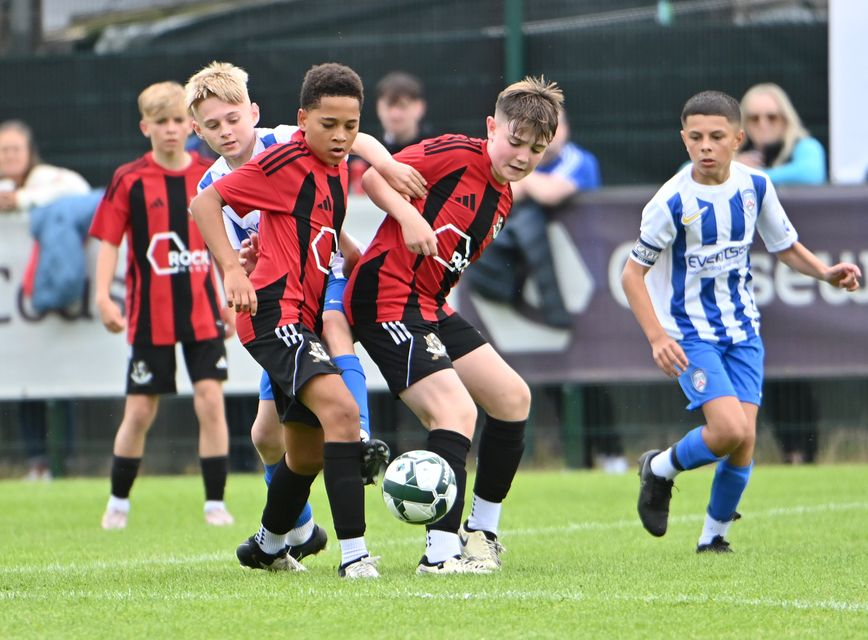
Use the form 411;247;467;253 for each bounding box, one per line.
107;496;130;513
425;530;460;564
254;525;287;555
698;512;735;546
203;500;226;513
650;447;680;480
339;536;368;566
285;519;315;547
466;495;502;536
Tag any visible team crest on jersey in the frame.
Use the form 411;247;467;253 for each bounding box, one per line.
130;360;153;385
691;368;708;393
308;341;331;363
491;215;504;240
741;189;757;215
424;333;447;360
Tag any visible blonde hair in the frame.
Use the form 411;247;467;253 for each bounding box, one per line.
740;83;809;167
137;81;187;120
495;76;564;143
185;61;250;114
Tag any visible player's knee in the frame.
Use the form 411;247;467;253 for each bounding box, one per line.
122;397;158;431
321;311;353;354
250;415;283;459
318;396;360;441
710;412;749;450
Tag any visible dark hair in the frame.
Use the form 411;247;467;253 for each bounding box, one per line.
681;90;741;125
0;119;40;180
299;63;364;111
376;71;424;105
495;76;563;143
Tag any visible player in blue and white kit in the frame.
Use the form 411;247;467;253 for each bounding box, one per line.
621;90;861;552
184;61;426;567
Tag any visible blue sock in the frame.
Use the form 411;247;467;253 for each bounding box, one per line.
708;459;753;521
334;354;370;438
264;463;314;529
263;462;280;486
673;426;721;470
294;502;313;529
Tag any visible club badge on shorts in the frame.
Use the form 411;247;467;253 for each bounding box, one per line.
691;368;708;393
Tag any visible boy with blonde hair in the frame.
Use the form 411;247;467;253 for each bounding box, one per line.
185;61;425;564
91;81;234;530
345;76;563;574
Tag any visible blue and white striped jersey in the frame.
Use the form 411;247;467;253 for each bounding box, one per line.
629;162;798;344
197;125;298;250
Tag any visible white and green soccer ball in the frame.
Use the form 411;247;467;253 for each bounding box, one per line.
381;450;457;525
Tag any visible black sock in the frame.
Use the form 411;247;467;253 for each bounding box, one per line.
199;455;228;501
261;457;317;535
474;416;526;502
426;429;471;534
110;456;141;499
323;441;365;540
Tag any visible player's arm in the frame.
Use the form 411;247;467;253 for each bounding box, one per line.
775;242;861;291
621;258;688;378
351;132;427;199
361;165;437;257
338;230;363;277
515;171;577;207
94;241;125;334
190;185;257;315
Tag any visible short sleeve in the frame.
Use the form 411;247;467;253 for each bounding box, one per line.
212;161;283;217
755;177;798;252
89;170;129;245
629;199;675;266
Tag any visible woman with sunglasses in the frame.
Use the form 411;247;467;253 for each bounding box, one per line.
736;83;826;185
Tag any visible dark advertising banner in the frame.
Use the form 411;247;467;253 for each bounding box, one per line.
455;186;868;383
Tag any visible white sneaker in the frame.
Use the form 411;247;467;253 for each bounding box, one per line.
101;508;128;530
204;506;235;526
416;555;492;575
339;555;381;579
459;522;504;571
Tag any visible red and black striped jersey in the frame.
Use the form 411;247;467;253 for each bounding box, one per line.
89;152;223;347
211;129;347;344
345;135;512;325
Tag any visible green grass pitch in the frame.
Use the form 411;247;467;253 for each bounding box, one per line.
1;465;866;639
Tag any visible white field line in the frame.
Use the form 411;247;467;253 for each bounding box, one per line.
1;586;866;614
1;501;866;578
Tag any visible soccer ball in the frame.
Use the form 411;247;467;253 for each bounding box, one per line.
381;450;457;525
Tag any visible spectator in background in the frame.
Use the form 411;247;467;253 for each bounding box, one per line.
349;70;432;192
466;107;600;329
737;82;826;184
738;83;825;464
0;119;91;480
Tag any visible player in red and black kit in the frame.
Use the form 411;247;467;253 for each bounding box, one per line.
345;77;564;575
90;81;234;531
191;63;380;579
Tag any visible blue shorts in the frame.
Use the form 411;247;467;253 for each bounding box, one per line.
324;271;347;313
259;369;273;401
677;336;764;411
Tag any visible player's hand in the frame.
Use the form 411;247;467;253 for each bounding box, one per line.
825;262;862;291
220;305;236;339
650;335;688;379
239;232;260;276
380;160;427;200
399;214;438;257
96;297;125;334
224;268;257;315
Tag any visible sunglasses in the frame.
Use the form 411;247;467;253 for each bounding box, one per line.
746;112;783;124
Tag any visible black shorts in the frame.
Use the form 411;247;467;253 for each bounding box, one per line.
352;312;487;396
126;338;228;395
244;323;341;427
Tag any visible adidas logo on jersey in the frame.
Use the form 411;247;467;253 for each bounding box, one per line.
317;195;334;211
149;197;165;209
453;193;477;211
